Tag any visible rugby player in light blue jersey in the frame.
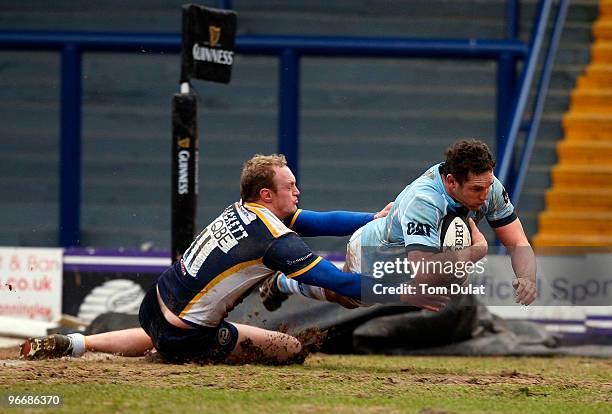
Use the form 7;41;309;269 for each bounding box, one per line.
21;154;441;364
265;139;537;310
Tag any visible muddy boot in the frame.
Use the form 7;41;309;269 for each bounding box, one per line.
259;273;288;312
20;334;73;360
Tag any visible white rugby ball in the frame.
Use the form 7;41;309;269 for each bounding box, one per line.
439;214;472;251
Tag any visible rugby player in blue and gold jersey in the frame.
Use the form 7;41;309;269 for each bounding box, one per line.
22;154;439;364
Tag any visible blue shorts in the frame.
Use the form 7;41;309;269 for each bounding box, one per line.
138;284;239;364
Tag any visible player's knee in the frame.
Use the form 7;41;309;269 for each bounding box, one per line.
269;331;302;359
286;335;302;355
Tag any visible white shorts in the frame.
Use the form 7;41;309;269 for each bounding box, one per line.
342;226;370;307
344;226;363;274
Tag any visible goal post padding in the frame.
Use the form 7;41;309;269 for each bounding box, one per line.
171;5;237;261
171;92;198;261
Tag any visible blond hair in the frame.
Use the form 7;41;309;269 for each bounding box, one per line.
240;154;287;202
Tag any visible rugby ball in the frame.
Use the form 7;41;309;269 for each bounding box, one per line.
439;213;472;251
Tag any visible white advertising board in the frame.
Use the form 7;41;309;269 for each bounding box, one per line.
0;247;63;323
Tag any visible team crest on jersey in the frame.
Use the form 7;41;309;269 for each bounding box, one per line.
502;188;510;205
406;222;432;237
217;327;232;346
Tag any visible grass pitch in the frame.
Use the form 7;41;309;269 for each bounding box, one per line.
1;351;610;414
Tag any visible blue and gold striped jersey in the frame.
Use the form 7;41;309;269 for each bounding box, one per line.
157;201;320;327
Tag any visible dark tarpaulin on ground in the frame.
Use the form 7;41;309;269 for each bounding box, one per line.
85;290;611;357
226;292;565;356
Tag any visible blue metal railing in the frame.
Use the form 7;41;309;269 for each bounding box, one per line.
503;0;570;207
0;0;565;246
496;0;521;176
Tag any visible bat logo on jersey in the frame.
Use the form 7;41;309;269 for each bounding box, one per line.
406;222;432;237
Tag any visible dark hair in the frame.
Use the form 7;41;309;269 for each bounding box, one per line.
240;154;287;202
440;139;496;183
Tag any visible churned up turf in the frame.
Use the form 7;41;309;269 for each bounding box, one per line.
0;347;610;414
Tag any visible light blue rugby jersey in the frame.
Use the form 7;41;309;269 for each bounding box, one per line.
360;163;517;252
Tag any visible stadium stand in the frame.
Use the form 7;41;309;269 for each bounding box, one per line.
0;1;599;251
535;0;612;247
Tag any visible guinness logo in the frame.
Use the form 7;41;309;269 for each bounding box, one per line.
178;137;190;149
209;26;221;47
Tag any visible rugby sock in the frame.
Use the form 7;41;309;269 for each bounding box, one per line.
67;333;86;357
277;274;327;301
276;274;298;295
300;283;327;301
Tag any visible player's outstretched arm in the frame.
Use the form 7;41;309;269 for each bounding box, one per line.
287;202;392;237
494;218;537;305
293;259;450;311
291;258;374;300
264;232;450;311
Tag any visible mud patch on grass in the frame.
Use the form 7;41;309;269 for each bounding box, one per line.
420;408;455;414
0;345;19;360
224;327;328;365
288;327;329;364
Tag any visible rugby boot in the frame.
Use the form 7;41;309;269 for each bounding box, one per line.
20;334;73;360
259;273;288;312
